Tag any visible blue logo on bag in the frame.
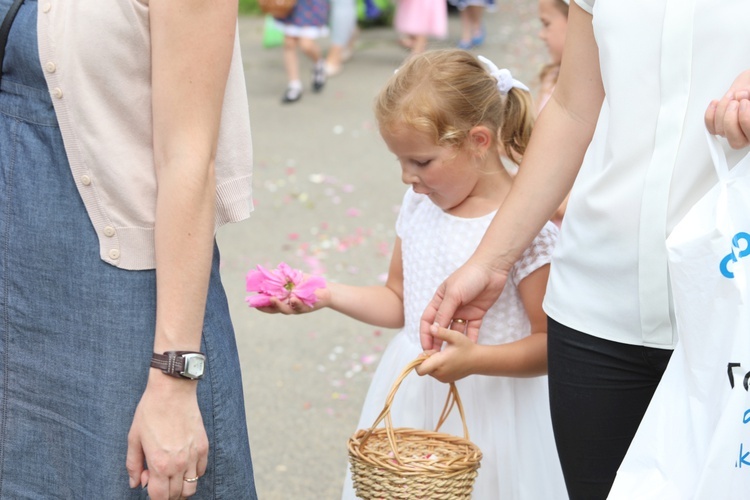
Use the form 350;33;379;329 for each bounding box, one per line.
720;232;750;279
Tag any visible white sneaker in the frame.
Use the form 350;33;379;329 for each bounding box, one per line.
282;85;302;103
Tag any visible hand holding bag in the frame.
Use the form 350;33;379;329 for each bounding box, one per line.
608;134;750;499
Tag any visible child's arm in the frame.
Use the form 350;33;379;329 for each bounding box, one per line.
416;264;550;383
258;238;406;329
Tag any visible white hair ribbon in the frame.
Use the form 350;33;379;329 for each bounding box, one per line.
477;55;530;95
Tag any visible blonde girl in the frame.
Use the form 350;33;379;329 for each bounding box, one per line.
256;49;566;499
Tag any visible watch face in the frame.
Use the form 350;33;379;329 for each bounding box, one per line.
182;353;205;379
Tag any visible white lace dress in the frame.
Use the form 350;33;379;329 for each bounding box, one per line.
342;188;567;499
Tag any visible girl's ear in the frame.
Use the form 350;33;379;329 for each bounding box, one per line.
468;126;493;155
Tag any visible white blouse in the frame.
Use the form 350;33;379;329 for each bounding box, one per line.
543;0;750;348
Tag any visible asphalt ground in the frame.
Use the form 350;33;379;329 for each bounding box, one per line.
219;5;547;498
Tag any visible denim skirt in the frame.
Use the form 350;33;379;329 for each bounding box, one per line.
0;1;257;497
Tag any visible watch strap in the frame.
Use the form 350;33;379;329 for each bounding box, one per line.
150;351;203;378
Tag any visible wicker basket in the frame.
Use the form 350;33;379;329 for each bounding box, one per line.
258;0;296;19
347;358;482;499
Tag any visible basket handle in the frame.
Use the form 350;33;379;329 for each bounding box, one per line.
359;357;471;465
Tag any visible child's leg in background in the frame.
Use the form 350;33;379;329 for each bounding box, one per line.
410;34;428;54
458;5;485;48
283;35;301;83
398;34;415;49
467;5;484;45
282;35;304;102
326;0;357;75
299;37;326;91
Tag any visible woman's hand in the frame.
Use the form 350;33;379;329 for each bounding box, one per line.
705;69;750;149
126;375;208;499
419;260;508;351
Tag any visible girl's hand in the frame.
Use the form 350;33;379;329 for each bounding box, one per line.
705;69;750;149
246;264;328;313
254;287;331;315
415;324;479;383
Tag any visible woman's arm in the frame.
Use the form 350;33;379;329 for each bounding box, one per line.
416;265;550;382
419;1;603;348
258;238;406;329
125;2;238;499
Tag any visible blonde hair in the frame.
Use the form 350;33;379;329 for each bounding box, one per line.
374;49;534;164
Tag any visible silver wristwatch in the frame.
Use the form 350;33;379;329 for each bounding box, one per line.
150;351;206;380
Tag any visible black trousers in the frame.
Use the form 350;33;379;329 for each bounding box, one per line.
547;317;673;500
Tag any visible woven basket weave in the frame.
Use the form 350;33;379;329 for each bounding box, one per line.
347;358;482;499
258;0;296;19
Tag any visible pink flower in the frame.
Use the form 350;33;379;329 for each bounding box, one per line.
245;262;326;308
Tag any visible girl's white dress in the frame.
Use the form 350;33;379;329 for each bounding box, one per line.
342;188;567;499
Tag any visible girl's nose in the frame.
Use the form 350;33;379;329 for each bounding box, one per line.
401;169;418;185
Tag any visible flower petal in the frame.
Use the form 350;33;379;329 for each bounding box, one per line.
248;264;291;295
302;275;327;291
246;263;326;307
278;262;303;286
246;294;273;308
292;276;327;306
246;268;267;293
294;293;318;307
247;265;278;290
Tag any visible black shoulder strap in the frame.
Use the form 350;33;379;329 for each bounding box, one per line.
0;0;26;90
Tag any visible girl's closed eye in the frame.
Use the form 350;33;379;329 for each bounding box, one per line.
412;159;431;167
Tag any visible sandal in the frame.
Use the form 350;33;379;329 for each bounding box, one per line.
457;39;474;50
471;25;486;47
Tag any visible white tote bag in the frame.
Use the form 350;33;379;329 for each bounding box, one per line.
608;134;750;499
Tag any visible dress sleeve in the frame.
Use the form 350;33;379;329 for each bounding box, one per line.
509;221;559;286
572;0;594;14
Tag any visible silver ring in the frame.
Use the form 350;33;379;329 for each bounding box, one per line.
184;476;199;483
